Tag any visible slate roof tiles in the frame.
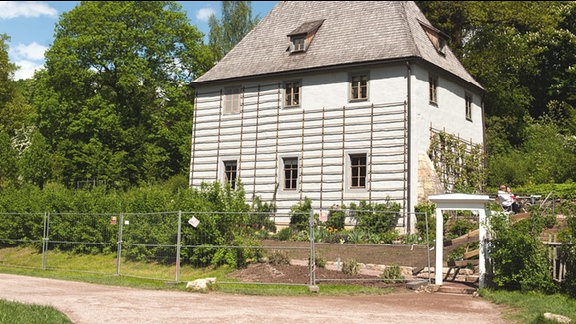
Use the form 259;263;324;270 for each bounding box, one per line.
193;1;483;90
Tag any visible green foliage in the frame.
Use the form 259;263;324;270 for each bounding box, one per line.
415;202;436;242
449;218;476;238
418;2;576;187
428;130;486;193
35;1;206;188
208;1;261;63
351;199;401;233
289;197;313;232
268;249;290;265
324;205;346;230
274;227;295;241
342;258;360;276
311;251;326;268
380;264;405;283
247;196;277;233
0;131;18;188
559;215;576;297
0;299;72;324
487;211;557;293
0;34;34;137
19;130;52;189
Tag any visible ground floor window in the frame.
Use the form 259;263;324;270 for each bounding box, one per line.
283;157;299;190
223;160;237;189
350;154;366;188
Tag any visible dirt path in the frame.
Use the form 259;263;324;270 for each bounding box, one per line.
0;274;510;324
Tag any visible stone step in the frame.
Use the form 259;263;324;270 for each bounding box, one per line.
437;285;477;295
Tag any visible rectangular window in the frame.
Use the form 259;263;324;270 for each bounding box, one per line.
350;73;368;101
283;157;298;190
350;154;366;189
429;75;438;105
223;160;237;189
465;94;472;121
284;81;301;107
224;87;241;114
292;36;305;52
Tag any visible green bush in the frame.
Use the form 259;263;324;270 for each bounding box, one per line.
325;206;346;230
274;227;294;241
352;199;401;233
415;202;436;242
381;264;405;283
488;211;557;293
289;197;313;232
268;250;290;265
342;258;360;275
310;251;326;268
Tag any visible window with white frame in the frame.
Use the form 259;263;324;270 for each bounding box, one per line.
350;73;368;101
349;154;367;189
465;93;472;121
291;35;306;52
429;75;438;105
284;80;301;107
283;157;299;190
224;87;241;114
223;160;237;189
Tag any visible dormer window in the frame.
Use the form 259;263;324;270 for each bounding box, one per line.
287;19;324;54
419;20;449;56
292;35;306;52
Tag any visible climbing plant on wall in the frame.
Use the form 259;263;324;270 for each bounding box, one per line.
428;130;487;193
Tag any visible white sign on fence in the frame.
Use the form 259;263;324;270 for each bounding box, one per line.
188;216;200;228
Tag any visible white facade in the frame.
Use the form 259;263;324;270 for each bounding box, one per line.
189;62;485;233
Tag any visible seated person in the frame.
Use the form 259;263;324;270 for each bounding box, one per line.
498;184;521;213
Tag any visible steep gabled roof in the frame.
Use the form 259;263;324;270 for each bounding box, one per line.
193;1;483;90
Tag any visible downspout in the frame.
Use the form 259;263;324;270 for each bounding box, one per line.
406;61;412;234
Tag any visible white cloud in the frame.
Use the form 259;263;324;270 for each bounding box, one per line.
196;7;215;22
0;1;58;19
13;60;44;80
14;42;47;61
9;42;47;80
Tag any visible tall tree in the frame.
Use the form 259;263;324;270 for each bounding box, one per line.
208;1;261;63
0;131;18;188
0;34;33;136
35;1;209;188
19;130;52;189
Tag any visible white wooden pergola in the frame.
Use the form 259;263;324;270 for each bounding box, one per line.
428;193;494;288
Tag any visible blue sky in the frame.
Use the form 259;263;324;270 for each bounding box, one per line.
0;1;278;80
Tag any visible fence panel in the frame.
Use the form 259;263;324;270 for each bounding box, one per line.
118;212;181;281
45;212;120;275
0;212;45;269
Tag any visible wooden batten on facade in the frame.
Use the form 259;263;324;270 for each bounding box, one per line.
189;2;486;233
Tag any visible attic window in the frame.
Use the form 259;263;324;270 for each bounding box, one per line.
287;19;324;53
419;20;449;56
292;35;306;52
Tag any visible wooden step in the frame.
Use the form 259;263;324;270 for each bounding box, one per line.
437;285;477;295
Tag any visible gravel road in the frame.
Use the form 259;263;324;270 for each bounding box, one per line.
0;274;509;324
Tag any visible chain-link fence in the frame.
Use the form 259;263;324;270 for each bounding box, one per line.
0;210;434;286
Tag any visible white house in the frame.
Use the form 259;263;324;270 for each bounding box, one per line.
188;1;486;233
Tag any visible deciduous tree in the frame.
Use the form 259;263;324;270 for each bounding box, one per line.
35;1;209;188
208;1;261;63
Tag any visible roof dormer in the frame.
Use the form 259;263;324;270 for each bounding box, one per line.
419;20;449;56
287;19;325;54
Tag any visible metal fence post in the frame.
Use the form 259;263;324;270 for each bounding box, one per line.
176;210;182;282
309;209;315;286
42;212;49;270
116;213;124;276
